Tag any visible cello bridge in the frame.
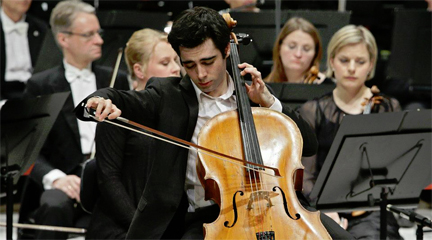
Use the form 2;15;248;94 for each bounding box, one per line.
247;191;273;210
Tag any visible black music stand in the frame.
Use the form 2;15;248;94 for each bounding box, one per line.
267;83;335;109
0;92;69;240
310;110;432;239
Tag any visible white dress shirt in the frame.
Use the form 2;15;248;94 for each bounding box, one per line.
42;60;97;190
185;73;282;212
1;9;32;82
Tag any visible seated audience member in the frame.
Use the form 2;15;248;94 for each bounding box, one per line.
0;0;48;105
85;28;180;239
298;25;403;240
219;0;260;14
76;6;352;240
264;17;332;84
17;0;129;239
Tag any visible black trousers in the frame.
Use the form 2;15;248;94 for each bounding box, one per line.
32;189;89;239
346;211;403;240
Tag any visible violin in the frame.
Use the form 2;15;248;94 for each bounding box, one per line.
194;13;331;239
362;85;383;114
303;66;319;84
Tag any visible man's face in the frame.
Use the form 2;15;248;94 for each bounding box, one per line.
60;12;103;67
225;0;257;9
180;38;229;97
2;0;32;19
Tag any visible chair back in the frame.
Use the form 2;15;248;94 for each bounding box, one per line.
80;158;99;213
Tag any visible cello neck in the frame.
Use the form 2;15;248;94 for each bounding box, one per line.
229;38;264;168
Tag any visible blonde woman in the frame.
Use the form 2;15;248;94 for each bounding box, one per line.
298;25;402;240
86;28;180;239
125;28;181;90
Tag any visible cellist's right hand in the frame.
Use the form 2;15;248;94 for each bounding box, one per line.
85;97;122;121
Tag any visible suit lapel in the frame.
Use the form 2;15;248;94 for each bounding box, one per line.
52;64;81;147
57;65;108;154
1;19;5;83
179;75;199;141
26;16;45;66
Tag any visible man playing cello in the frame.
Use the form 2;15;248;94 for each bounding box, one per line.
76;6;352;239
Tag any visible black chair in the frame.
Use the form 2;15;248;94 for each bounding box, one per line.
80;158;99;214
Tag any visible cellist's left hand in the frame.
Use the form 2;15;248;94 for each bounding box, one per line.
238;63;275;108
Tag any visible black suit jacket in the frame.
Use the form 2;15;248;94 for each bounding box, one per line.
18;64;130;224
0;14;48;100
75;74;318;239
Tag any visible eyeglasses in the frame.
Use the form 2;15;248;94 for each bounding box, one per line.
61;29;104;39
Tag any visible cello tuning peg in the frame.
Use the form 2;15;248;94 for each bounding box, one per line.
236;33;252;45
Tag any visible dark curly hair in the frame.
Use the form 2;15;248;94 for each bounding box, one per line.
168;6;231;59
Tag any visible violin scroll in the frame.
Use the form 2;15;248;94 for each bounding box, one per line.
303;66;319;84
222;13;237;30
362;85;384;114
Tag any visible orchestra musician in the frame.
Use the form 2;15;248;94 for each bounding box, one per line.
76;6;353;239
85;28;181;239
264;17;332;84
0;0;48;104
219;0;261;14
298;25;403;239
17;0;129;239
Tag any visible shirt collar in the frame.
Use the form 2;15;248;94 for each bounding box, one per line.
1;9;28;34
64;59;93;83
190;71;235;103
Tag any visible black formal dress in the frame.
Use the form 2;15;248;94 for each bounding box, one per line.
0;14;48;100
18;64;129;239
298;91;403;240
76;75;353;239
85;122;155;239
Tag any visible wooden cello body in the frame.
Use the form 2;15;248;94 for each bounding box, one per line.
197;108;331;239
195;13;332;240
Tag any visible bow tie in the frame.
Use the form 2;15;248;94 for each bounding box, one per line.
66;69;92;83
3;22;29;35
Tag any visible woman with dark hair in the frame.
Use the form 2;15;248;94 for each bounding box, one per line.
264;17;331;84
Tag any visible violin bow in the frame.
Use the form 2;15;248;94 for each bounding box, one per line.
109;48;123;88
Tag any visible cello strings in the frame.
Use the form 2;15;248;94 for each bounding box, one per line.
230;42;263;233
230;39;270;234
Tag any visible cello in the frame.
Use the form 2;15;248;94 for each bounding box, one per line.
195;14;332;239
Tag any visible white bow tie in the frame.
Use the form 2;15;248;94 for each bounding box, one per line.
4;21;28;35
66;69;92;83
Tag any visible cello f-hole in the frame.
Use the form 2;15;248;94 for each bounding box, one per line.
273;186;301;221
224;190;244;228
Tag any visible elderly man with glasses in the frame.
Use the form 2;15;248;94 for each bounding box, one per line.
17;0;129;239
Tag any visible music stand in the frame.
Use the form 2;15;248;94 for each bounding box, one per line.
0;92;69;240
33;32;63;75
267;83;335;109
310;110;432;239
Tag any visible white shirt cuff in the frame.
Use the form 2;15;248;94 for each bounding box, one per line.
268;95;282;113
42;169;66;190
0;100;7;110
